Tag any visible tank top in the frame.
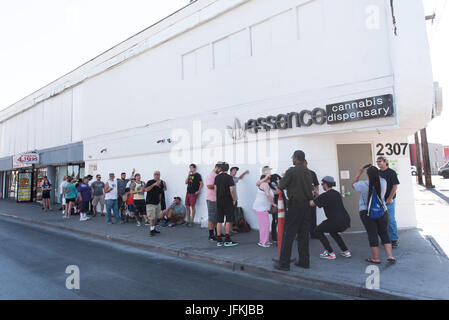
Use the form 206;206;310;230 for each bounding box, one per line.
105;179;118;200
252;184;274;212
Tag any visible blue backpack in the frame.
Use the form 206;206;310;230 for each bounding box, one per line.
368;188;387;219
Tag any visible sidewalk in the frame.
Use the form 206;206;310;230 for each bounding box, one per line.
1;185;448;300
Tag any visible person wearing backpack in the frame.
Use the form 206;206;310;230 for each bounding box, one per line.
252;170;278;248
352;165;396;264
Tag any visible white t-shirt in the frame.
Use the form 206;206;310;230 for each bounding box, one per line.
252;184;274;212
105;179;118;200
59;181;68;195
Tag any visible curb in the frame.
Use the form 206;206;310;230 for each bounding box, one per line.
0;212;415;300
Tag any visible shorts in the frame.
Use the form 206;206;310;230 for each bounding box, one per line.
42;192;51;199
127;204;135;212
217;201;235;224
185;193;198;207
146;203;161;220
134;200;146;215
92;195;105;207
207;200;218;223
80;201;90;213
66;198;76;204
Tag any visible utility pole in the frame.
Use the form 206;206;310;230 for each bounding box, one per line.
414;132;423;185
420;128;434;188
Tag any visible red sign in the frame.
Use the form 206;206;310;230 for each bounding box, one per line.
13;153;39;168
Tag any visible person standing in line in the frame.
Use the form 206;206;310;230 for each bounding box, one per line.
156;177;167;225
253;170;278;248
274;150;314;271
105;173;122;224
206;162;222;241
131;173;149;227
117;169;135;219
64;176;78;219
91;174;105;217
309;176;351;260
229;166;249;232
377;156;400;248
256;168;287;245
145;171;164;237
304;160;320;239
77;177;92;221
185;164;203;227
214;162;238;247
87;175;94;215
352;165;396;264
59;176;68;215
42;176;53;212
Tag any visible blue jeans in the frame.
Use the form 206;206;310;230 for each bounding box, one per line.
106;199;120;223
387;200;398;241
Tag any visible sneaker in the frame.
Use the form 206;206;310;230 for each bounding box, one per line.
208;235;217;242
217;240;224;247
136;221;141;227
152;229;160;234
340;250;352;258
224;239;239;247
320;250;336;260
150;229;160;236
258;242;271;248
144;222;150;226
168;223;175;227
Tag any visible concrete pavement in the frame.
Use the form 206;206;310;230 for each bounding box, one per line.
1;177;448;300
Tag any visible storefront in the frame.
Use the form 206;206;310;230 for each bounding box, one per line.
0;0;436;231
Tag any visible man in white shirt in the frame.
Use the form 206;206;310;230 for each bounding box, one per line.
59;176;68;215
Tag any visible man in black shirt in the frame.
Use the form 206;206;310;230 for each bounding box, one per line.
377;156;400;248
274;150;314;271
185;164;203;227
214;162;238;247
305;160;319;239
310;176;351;260
145;171;163;237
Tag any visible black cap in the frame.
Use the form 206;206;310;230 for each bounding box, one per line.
230;166;239;172
292;150;306;161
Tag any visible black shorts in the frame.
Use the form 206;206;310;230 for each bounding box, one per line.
134;200;147;215
42;193;51;199
66;198;76;203
80;201;90;213
216;201;235;223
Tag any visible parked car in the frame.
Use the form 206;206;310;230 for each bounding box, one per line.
438;162;449;179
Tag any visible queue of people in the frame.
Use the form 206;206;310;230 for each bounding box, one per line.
47;150;399;270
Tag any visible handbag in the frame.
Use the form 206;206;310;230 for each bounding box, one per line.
367;188;388;219
269;205;277;215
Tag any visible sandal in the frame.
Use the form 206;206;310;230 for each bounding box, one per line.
387;257;396;264
365;258;381;264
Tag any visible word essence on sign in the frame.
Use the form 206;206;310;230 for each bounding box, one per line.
326;95;394;125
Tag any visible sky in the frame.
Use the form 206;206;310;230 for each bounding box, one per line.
0;0;447;145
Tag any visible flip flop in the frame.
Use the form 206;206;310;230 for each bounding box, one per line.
365;258;381;264
387;258;396;264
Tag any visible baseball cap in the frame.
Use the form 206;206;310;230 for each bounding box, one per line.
261;166;272;175
292;150;306;161
230;166;239;172
322;176;336;187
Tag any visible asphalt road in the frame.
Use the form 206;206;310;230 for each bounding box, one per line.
0;217;349;300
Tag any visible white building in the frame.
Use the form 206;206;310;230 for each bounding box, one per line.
0;0;435;232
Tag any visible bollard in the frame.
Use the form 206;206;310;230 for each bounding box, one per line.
277;192;285;259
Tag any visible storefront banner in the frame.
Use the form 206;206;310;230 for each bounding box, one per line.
17;172;32;202
326;94;394;124
13;153;39;169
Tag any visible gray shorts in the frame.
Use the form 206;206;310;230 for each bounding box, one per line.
92;195;105;206
207;200;218;223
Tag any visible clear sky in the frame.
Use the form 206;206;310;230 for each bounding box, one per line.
0;0;447;145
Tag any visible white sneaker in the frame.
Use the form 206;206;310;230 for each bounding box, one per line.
320;250;336;260
340;250;352;258
257;242;271;248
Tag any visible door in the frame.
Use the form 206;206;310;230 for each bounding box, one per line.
337;144;373;232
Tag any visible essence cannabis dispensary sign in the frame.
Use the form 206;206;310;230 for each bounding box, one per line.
326;94;394;124
242;94;394;134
